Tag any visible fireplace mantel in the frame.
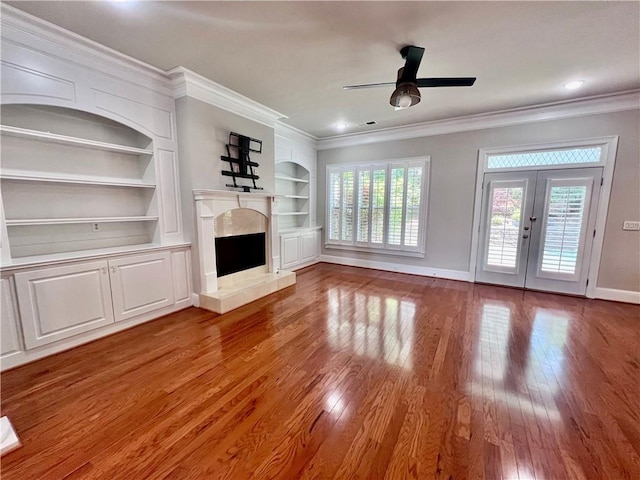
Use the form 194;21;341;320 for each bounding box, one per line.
193;189;295;313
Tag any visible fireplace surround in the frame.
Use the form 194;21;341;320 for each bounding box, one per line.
193;189;295;313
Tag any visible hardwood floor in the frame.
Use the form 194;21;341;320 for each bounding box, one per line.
1;263;639;479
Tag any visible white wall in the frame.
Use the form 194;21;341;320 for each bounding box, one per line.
317;109;640;292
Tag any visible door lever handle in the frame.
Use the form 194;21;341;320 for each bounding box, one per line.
523;226;530;231
522;234;529;239
530;216;537;222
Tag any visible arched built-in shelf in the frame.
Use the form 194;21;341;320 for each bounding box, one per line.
0;104;160;264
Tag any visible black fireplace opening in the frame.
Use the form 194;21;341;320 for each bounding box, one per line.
215;232;266;277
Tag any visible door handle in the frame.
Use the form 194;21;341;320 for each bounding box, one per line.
523;226;530;231
522;234;529;239
530;216;537;222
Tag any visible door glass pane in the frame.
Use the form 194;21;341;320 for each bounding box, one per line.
541;185;587;275
371;169;386;244
341;171;355;241
403;167;422;247
388;168;405;245
328;171;341;241
486;186;523;269
357;170;370;242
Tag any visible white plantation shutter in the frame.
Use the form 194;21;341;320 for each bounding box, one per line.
326;158;428;255
328;171;341;241
403;166;423;247
341;170;355;241
371;168;386;244
357;169;371;243
538;178;592;280
484;181;525;272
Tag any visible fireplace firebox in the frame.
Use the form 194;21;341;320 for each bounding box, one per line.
215;232;266;277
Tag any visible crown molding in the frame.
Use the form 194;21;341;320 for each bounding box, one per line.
317;90;640;150
0;4;172;95
275;122;319;148
168;67;287;128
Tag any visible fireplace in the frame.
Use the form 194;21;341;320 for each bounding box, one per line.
215;233;266;277
193;190;295;313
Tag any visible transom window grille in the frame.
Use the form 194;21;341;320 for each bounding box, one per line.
327;158;428;255
487;147;602;170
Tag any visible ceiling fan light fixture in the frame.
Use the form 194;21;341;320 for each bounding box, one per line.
390;82;421;108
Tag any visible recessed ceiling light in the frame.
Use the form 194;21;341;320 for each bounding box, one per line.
335;122;347;131
564;80;585;90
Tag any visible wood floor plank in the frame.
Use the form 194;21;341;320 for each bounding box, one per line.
2;263;638;479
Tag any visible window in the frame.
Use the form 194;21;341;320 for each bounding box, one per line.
486;147;602;170
326;157;429;255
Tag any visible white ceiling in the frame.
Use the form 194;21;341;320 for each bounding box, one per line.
6;1;640;138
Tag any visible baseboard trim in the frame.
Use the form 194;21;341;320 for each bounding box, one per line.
592;287;640;304
191;293;201;307
319;255;472;282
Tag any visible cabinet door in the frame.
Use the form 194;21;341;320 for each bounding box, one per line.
281;234;301;269
109;251;174;322
1;278;22;358
15;261;114;349
300;232;317;263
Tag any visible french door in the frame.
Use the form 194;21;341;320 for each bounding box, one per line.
476;167;602;295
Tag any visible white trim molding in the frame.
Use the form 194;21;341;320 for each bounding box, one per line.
320;255;472;282
593;288;640;305
275;122;319;148
317;90;640;150
168;67;287;128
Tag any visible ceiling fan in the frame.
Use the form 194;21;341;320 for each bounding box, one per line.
343;46;476;109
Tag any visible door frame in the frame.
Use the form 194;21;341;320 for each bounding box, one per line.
469;136;619;298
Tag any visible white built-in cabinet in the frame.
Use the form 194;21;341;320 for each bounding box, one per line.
0;8;192;370
275;130;321;270
15;251;177;349
280;227;322;270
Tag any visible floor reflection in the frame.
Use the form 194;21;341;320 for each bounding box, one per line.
326;287;415;368
472;302;570;421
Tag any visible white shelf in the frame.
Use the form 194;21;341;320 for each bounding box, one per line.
6;216;159;226
278;212;309;216
0;125;153;156
275;174;309;183
1;242;190;270
0;171;156;189
284;195;309;199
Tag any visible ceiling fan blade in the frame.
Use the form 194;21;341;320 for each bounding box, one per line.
415;77;477;88
343;82;396;90
398;46;425;83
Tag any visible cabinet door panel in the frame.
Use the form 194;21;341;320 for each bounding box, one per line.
15;261;114;349
1;278;23;357
300;232;317;263
281;235;300;269
109;252;174;322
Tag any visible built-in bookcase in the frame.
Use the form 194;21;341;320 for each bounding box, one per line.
275;161;310;229
0;105;160;263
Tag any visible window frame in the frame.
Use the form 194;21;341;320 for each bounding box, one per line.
325;156;430;257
